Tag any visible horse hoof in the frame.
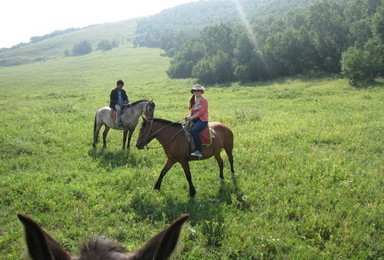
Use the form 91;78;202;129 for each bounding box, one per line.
219;178;225;184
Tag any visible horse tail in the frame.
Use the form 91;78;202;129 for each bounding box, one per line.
212;122;234;173
223;125;235;173
94;112;97;135
212;123;233;150
224;126;234;152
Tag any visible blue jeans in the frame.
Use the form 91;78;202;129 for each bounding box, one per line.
114;104;122;124
190;119;208;152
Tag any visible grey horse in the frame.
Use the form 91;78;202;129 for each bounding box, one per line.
93;99;155;149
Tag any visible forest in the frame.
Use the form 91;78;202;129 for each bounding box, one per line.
134;0;384;86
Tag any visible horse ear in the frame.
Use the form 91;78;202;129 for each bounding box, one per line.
136;214;190;259
17;214;71;260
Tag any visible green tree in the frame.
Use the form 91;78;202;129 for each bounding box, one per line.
341;46;377;87
167;42;205;78
349;19;373;47
211;51;234;83
64;49;71;57
265;27;318;75
371;7;384;75
307;0;349;72
372;7;384;42
192;59;215;84
98;40;112;51
233;31;254;65
200;24;234;56
234;49;267;83
72;40;92;56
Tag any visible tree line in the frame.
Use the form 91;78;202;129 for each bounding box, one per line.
64;40;120;57
135;0;384;87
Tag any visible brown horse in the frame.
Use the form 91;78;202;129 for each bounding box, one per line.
18;213;189;260
136;117;235;197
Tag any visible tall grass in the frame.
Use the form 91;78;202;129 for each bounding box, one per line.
0;43;383;259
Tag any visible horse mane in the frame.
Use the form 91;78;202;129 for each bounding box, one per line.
153;118;183;127
131;99;149;105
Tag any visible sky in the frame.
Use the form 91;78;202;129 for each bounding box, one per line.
0;0;201;48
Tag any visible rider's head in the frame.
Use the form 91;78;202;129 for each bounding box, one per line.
190;84;205;94
116;80;124;87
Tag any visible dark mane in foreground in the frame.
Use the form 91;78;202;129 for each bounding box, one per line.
153;118;183;127
80;237;128;259
18;213;189;260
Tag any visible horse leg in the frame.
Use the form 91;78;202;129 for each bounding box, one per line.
127;127;135;148
214;152;225;181
122;130;128;149
154;159;176;191
224;146;235;175
180;161;196;197
102;126;110;148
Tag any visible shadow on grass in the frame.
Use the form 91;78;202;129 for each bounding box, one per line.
130;173;247;247
88;148;151;169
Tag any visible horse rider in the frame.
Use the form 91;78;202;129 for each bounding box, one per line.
110;80;129;126
184;84;209;157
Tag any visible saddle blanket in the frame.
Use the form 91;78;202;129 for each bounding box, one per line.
201;126;212;145
111;110;116;119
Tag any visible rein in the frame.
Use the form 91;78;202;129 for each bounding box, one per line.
143;119;184;149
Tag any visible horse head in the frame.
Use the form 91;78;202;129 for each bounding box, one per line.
18;213;189;260
143;100;155;120
136;116;153;150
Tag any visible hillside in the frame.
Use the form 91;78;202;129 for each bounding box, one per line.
0;0;318;66
0;19;138;66
1;0;382;88
134;0;318;49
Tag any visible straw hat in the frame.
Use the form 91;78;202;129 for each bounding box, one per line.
190;84;205;94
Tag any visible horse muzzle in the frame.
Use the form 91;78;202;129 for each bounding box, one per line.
136;141;145;150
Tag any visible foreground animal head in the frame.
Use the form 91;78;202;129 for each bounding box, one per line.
18;213;189;260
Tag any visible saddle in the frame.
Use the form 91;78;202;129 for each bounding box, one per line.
183;122;215;151
110;104;130;119
111;110;116;119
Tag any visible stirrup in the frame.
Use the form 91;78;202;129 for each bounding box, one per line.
190;151;202;157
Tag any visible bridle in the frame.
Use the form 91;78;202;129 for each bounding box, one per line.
140;119;184;149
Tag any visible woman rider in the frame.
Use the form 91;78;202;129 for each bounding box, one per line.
184;84;208;157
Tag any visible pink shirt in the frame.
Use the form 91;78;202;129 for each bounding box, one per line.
190;97;208;122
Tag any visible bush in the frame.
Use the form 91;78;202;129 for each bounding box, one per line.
72;40;92;56
98;40;113;51
341;46;377;87
97;40;119;51
192;59;215;84
64;49;71;57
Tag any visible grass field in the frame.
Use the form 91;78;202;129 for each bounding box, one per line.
0;43;383;259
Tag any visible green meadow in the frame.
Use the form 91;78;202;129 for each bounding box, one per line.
0;43;383;259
